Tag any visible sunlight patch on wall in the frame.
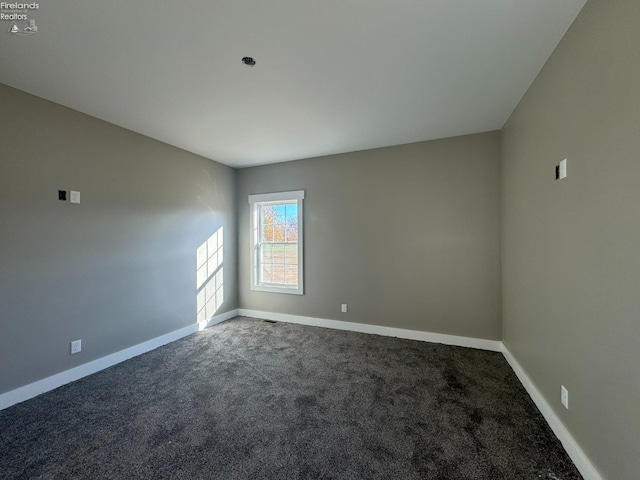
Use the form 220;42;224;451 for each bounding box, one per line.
196;226;224;330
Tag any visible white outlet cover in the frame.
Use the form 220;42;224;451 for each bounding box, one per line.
70;190;81;204
341;304;348;313
561;385;569;409
71;339;82;354
559;159;567;179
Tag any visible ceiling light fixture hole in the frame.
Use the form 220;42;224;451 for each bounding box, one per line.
242;56;256;67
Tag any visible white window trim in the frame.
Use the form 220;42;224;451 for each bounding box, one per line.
249;190;304;295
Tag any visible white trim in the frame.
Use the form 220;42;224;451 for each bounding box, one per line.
237;309;502;351
501;343;603;480
0;309;239;411
0;307;602;480
198;308;238;330
238;308;602;479
248;190;305;203
249;191;304;295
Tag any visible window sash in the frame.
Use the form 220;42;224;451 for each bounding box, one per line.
249;191;304;295
257;242;298;286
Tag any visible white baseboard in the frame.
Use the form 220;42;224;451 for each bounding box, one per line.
239;309;601;479
237;309;502;352
501;344;603;480
1;307;601;480
199;308;238;330
0;309;239;411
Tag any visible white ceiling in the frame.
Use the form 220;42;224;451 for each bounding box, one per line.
0;0;586;168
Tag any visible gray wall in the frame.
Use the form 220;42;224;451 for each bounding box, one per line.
237;132;502;340
501;0;640;478
0;84;237;395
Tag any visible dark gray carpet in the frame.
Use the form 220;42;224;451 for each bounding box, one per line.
0;317;581;479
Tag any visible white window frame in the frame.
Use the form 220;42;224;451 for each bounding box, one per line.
249;190;304;295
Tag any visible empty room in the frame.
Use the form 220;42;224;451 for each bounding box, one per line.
1;0;638;479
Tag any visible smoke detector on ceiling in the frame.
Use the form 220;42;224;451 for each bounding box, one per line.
241;57;256;67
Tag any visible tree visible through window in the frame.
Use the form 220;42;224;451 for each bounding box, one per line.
259;204;298;285
249;191;304;294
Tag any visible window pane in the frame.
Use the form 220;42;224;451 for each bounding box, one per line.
272;265;285;284
273;205;286;224
272;244;285;264
274;225;285;242
285;224;298;242
262;225;274;242
261;244;273;263
262;206;274;225
285;244;297;264
285;265;298;285
285;204;297;223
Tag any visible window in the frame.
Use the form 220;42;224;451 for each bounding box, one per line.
249;190;304;295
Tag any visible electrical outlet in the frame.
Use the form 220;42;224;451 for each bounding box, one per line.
561;385;569;409
341;304;348;313
70;190;81;204
71;339;82;354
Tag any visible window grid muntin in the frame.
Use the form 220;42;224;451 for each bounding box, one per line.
249;190;304;295
257;200;298;287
